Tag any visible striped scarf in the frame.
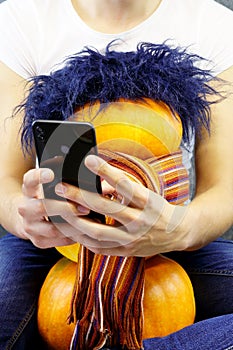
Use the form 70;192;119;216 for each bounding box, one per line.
68;149;189;350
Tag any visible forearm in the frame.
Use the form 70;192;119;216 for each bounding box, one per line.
184;66;233;249
186;184;233;250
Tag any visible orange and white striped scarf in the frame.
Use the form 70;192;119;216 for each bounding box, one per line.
68;149;189;350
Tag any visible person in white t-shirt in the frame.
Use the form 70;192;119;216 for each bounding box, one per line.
0;0;233;349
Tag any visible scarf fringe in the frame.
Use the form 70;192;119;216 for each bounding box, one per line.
69;252;145;349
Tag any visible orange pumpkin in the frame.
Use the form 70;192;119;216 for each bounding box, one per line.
56;243;80;262
56;98;182;259
143;254;195;339
37;258;76;350
38;255;195;349
73;98;182;159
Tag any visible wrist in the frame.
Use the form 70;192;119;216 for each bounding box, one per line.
0;194;27;239
170;203;203;251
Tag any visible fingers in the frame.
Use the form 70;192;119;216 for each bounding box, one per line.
55;220;123;250
22;168;54;198
18;196;88;249
18;202;75;248
85;155;150;208
55;182;138;226
61;214;133;246
101;179;116;196
18;196;90;225
54;176;165;230
55;217;155;257
23;220;75;249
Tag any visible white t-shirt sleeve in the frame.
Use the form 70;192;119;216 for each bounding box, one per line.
195;0;233;75
0;0;44;79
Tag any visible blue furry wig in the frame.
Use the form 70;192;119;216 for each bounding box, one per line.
19;41;223;153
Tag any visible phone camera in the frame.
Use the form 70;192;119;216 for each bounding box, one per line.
61;145;70;155
35;125;45;141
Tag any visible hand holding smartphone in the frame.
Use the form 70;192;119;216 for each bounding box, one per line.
32;120;105;223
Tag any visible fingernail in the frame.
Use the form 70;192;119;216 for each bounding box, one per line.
41;170;53;181
85;155;100;170
55;183;66;195
77;205;90;214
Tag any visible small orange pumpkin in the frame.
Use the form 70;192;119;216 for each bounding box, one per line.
38;255;195;349
143;254;195;339
37;258;76;349
56;243;80;262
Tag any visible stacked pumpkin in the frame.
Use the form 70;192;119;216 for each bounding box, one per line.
37;100;196;349
38;254;195;350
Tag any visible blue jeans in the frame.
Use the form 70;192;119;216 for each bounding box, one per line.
0;234;232;350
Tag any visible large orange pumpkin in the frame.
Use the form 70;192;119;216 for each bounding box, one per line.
73;98;182;159
38;255;195;349
56;99;182;260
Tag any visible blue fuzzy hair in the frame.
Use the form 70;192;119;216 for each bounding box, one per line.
19;41;223;153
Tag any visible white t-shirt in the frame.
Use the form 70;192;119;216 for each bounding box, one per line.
0;0;233;196
1;0;233;79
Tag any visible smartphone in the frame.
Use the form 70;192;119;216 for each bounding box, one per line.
32;120;105;224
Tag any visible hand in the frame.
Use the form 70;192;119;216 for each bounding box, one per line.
53;155;194;256
18;168;91;248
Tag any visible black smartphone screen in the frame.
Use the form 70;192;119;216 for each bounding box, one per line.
32;120;105;223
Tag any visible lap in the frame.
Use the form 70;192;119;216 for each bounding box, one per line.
143;313;233;350
0;234;232;349
165;238;233;321
0;233;61;350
